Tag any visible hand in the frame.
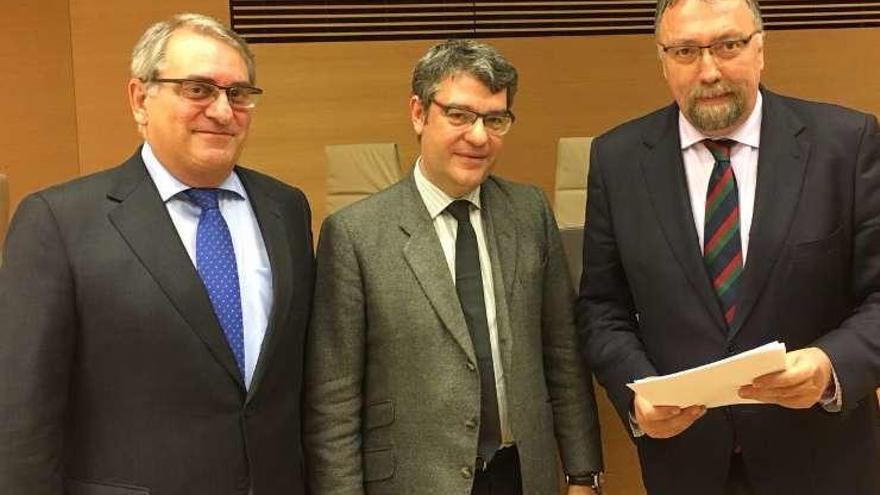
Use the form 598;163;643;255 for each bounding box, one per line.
632;394;705;439
566;484;598;495
738;347;832;409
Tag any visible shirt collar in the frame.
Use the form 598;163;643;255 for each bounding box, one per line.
141;142;246;202
679;90;763;150
413;156;481;220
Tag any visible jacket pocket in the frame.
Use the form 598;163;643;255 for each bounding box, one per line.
363;447;396;482
788;225;844;261
65;478;150;495
364;399;394;430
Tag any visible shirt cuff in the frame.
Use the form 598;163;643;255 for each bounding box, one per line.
628;410;646;437
819;364;843;412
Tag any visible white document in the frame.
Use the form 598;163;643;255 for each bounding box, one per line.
627;341;787;408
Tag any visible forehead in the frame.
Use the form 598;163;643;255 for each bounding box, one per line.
434;73;508;110
659;0;756;41
162;30;248;80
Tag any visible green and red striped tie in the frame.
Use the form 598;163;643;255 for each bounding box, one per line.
703;139;742;327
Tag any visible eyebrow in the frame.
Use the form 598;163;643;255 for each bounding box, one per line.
182;75;253;86
663;30;750;45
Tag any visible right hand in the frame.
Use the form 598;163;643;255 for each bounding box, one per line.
633;394;705;439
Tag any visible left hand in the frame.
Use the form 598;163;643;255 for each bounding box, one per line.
738;347;833;409
566;484;598;495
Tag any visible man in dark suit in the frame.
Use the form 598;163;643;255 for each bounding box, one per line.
0;13;313;495
577;0;880;493
304;40;603;494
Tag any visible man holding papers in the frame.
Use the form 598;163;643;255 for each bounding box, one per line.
577;0;880;493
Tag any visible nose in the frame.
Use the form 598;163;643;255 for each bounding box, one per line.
464;117;490;146
204;90;234;124
696;48;722;84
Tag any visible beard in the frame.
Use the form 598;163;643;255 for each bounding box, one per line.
684;81;746;133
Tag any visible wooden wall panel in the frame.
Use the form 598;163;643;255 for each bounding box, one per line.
0;0;79;214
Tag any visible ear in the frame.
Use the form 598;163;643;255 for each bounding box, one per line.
657;47;669;80
128;78;149;125
756;32;765;72
409;95;426;136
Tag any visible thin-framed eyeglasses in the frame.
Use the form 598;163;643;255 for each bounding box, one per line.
430;99;515;136
147;78;264;110
658;30;763;65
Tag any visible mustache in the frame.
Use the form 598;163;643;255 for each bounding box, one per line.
690;82;735;100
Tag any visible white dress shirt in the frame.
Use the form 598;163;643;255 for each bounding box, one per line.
413;160;512;444
680;91;762;263
141;143;273;389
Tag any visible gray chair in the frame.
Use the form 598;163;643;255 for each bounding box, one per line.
553;137;593;288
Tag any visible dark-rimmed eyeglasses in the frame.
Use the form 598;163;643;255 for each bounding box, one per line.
148;78;263;110
430;100;515;136
658;30;763;65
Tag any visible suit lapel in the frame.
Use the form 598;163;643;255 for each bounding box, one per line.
729;91;808;337
480;179;516;372
237;169;294;400
640;107;726;330
107;152;244;389
399;177;477;363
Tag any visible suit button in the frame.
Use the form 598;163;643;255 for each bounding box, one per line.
460;466;473;479
727;344;735;354
236;476;250;490
465;418;477;430
466;361;476;372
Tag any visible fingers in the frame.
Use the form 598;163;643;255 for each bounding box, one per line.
633;394;706;439
739;347;832;409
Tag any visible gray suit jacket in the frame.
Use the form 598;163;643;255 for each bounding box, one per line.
304;173;602;495
0;150;314;495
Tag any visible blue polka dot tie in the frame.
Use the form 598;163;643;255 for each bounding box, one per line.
185;188;245;377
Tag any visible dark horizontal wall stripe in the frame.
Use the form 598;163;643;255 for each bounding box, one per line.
229;1;880;44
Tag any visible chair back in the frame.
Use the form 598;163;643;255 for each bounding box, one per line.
325;143;402;216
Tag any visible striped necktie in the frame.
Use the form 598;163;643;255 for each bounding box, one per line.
703;139;743;328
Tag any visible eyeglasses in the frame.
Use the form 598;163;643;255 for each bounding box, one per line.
430;100;515;136
658;30;763;65
148;78;264;110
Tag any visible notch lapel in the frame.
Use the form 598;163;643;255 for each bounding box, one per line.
399;177;476;363
480;180;516;372
639;107;726;330
107;153;244;389
729;92;808;338
237;170;296;400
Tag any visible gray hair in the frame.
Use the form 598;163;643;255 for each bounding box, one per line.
411;39;518;110
131;13;256;83
655;0;763;36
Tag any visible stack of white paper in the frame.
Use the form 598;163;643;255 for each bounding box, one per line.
627;341;787;408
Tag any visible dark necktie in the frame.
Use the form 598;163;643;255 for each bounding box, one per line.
446;200;502;465
703;139;743;328
185;188;245;376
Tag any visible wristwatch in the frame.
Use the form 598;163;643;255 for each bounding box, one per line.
566;471;603;493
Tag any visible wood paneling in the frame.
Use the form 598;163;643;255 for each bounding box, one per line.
0;0;79;213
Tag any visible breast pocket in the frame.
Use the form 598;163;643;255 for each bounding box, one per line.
65;479;150;495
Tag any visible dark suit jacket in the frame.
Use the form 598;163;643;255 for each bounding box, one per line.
0;150;314;495
577;90;880;494
304;174;602;494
